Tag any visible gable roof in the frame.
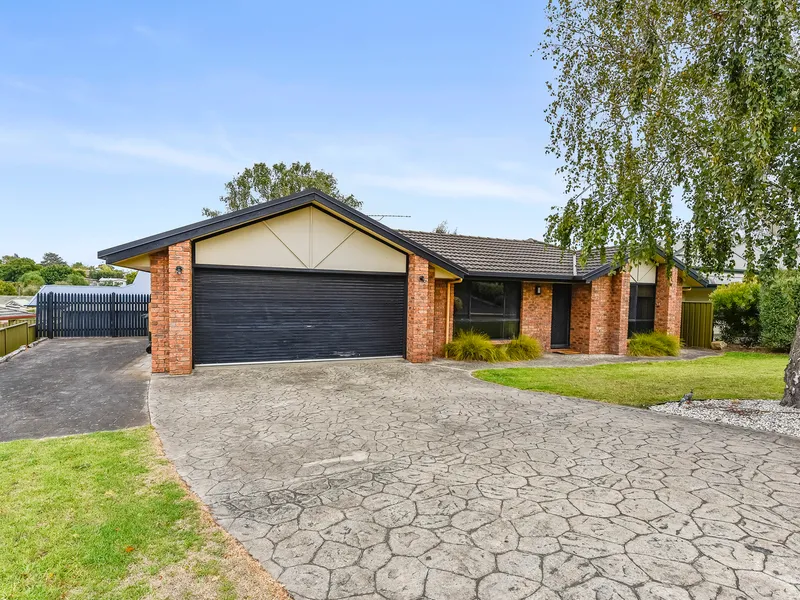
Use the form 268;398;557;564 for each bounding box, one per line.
97;189;467;278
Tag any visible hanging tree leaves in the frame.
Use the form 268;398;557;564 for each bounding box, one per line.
541;0;800;405
541;0;800;274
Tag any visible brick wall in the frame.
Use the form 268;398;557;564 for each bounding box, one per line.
655;265;682;337
520;282;552;350
433;279;455;357
407;255;435;362
167;241;192;374
149;242;193;375
149;249;169;373
570;274;630;355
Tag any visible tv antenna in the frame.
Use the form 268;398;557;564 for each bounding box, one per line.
368;214;411;222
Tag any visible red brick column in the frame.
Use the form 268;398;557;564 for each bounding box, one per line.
608;271;631;355
149;250;169;373
433;279;455;357
570;274;630;355
167;241;193;374
655;265;682;337
520;282;552;350
407;255;435;362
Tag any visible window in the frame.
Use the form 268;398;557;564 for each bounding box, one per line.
454;279;520;339
629;283;656;336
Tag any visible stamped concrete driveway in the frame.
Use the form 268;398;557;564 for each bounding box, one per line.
0;338;150;442
150;360;800;600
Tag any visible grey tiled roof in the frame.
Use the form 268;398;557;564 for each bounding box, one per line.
399;230;617;278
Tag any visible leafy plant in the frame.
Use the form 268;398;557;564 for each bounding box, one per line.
760;271;800;351
445;330;506;362
0;281;17;295
710;282;761;345
627;331;680;357
39;264;74;285
66;272;89;286
504;335;543;361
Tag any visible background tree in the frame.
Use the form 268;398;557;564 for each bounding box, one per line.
66;272;89;286
39;264;74;285
19;271;45;293
0;281;17;295
125;271;137;285
40;252;67;266
541;0;800;406
433;220;458;234
0;257;37;282
202;161;361;217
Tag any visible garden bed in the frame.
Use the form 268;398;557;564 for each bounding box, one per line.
650;399;800;438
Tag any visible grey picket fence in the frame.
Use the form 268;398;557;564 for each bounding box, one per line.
36;292;150;338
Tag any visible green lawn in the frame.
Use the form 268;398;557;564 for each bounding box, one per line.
474;352;788;408
0;427;280;600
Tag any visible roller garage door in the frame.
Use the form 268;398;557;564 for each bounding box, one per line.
193;267;406;364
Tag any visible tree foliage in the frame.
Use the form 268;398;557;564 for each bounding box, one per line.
0;258;37;282
541;0;800;275
202;161;361;217
41;252;67;266
433;220;458;234
39;264;74;285
760;271;800;349
0;281;17;295
710;281;761;345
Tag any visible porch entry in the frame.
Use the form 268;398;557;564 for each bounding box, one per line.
550;284;572;348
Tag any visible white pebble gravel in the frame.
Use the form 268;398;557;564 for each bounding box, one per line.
651;399;800;438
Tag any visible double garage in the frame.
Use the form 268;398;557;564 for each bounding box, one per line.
100;192;462;372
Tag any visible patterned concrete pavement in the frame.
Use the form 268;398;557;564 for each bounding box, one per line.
150;359;800;600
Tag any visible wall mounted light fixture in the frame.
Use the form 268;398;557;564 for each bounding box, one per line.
535;285;542;295
176;266;183;275
419;275;426;283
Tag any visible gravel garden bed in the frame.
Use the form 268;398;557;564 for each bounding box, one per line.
651;398;800;438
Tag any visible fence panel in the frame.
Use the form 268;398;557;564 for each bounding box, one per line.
1;322;31;357
681;302;714;349
36;292;150;338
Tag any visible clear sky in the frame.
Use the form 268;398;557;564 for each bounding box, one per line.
1;1;565;266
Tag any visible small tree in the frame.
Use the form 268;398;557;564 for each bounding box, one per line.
202;161;361;217
0;281;17;295
41;252;67;266
760;271;800;350
39;264;74;285
125;271;137;285
0;257;37;282
66;272;89;286
710;282;761;346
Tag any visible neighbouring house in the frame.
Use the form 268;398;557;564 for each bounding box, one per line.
97;189;708;374
0;298;35;325
27;271;151;307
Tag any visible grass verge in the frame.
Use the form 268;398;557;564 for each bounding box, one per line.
0;427;287;600
474;351;787;408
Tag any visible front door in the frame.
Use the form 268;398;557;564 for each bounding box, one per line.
551;284;572;349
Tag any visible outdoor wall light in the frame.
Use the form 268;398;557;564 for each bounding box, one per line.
175;266;183;275
535;285;542;295
419;275;427;283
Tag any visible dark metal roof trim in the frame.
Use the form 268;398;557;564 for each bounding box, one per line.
97;189;467;277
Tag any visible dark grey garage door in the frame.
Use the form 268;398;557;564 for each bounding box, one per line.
193;267;406;364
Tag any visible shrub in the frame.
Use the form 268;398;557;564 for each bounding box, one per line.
710;281;761;345
39;264;74;284
66;272;89;286
504;334;543;360
627;331;681;357
19;271;45;287
760;271;800;350
0;280;17;295
445;330;506;362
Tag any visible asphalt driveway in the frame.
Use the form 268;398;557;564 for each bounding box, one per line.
0;339;150;442
150;359;800;600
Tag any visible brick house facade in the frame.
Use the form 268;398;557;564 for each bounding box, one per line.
101;190;703;373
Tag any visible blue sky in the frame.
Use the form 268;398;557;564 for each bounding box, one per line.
1;1;564;265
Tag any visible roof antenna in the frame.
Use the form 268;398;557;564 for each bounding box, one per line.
368;214;411;222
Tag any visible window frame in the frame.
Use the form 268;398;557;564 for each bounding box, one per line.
628;282;656;337
453;279;521;340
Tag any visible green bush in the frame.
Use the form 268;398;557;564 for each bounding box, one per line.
19;271;45;287
710;281;761;345
0;281;17;295
445;330;506;362
39;264;74;285
504;334;544;360
66;272;89;286
627;331;681;357
760;271;800;350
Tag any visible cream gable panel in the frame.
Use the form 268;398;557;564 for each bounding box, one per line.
630;262;657;284
195;206;406;273
315;229;406;272
310;209;357;267
195;221;306;269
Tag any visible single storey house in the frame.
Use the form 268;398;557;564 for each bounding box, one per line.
97;189;708;374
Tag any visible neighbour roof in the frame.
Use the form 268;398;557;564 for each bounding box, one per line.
28;272;151;306
400;230;619;280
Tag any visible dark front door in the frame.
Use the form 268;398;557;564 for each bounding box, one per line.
193;267;406;365
551;284;572;349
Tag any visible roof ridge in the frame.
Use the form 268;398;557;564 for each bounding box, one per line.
399;229;554;246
